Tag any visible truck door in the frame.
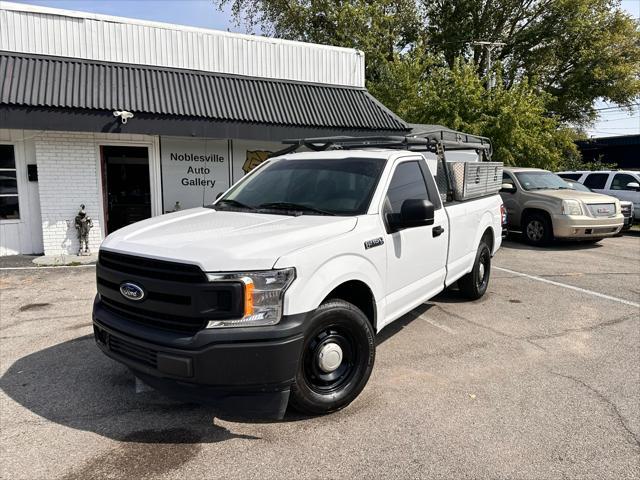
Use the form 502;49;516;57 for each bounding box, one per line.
382;159;448;323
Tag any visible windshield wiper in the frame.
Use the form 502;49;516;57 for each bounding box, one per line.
258;202;336;216
213;199;256;210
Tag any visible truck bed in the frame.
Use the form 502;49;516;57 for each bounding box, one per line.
444;194;503;286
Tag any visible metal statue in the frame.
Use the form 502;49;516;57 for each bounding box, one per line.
74;204;93;255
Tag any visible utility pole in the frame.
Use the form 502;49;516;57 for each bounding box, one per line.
471;41;506;90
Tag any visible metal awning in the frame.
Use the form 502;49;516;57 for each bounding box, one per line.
0;52;408;132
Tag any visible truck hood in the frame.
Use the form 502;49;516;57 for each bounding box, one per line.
530;189;618;204
101;208;357;271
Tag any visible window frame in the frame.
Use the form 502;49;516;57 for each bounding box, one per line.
611;173;639;191
382;158;435;233
0;143;20;222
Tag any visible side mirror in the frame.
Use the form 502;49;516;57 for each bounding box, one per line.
626;182;640;191
500;183;516;193
389;199;435;231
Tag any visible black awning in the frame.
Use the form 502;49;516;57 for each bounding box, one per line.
0;52;408;132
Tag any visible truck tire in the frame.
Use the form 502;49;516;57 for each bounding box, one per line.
523;212;553;246
458;241;491;300
289;299;375;415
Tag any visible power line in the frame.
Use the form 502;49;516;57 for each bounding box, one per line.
597;115;640;122
594;103;640;112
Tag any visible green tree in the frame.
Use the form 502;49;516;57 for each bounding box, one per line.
424;0;640;124
370;53;580;168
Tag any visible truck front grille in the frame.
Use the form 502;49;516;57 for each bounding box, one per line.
586;203;616;217
96;250;244;335
100;296;207;333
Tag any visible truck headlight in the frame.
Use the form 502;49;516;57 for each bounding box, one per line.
205;268;295;328
562;199;582;216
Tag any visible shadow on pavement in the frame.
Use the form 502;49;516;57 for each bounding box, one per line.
0;335;261;443
376;303;432;345
1;302;439;433
502;235;603;252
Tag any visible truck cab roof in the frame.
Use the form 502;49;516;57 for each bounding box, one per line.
276;149;414;162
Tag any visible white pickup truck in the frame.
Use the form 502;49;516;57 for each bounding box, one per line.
92;134;505;418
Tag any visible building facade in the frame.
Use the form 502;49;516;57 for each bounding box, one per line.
0;1;408;256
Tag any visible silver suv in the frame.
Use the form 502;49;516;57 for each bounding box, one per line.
556;170;640;220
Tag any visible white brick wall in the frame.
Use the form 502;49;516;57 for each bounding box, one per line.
35;133;104;255
32;131;157;256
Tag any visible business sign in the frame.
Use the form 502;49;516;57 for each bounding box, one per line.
160;138;230;212
231;139;284;183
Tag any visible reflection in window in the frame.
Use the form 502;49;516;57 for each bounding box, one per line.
386;161;429;214
612;173;637;191
583;173;608;190
0;145;19;220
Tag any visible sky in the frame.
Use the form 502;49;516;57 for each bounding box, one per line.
11;0;640;138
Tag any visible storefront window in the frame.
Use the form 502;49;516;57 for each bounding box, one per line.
0;145;20;220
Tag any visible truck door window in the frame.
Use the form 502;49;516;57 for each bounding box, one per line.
612;173;637;190
583;173;608;189
385;161;430;215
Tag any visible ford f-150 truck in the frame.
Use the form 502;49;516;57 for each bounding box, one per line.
93;133;505;418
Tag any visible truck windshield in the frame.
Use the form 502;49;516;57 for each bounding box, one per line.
215;157;386;216
515;171;572;191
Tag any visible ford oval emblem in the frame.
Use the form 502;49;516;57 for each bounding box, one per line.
119;282;145;301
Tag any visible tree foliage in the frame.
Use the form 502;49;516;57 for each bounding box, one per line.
369;53;580;168
216;0;639;167
425;0;640;123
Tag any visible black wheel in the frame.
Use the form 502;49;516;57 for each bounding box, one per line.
289;299;375;415
523;213;553;246
458;241;491;300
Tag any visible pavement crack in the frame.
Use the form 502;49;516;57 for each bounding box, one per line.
524;313;638;341
550;371;640;448
431;304;547;352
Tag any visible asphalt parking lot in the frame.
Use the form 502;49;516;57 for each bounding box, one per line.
1;234;639;480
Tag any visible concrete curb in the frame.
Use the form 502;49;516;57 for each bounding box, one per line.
32;254;98;267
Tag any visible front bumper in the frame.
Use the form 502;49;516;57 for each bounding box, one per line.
552;214;624;239
92;296;306;419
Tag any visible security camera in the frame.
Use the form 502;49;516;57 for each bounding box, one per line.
113;110;134;124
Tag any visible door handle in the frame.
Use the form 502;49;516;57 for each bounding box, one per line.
432;225;445;237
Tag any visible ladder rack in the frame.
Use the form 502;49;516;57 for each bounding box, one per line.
275;129;493;160
270;129;499;203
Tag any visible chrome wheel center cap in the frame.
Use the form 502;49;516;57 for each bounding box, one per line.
317;343;343;373
479;263;485;281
